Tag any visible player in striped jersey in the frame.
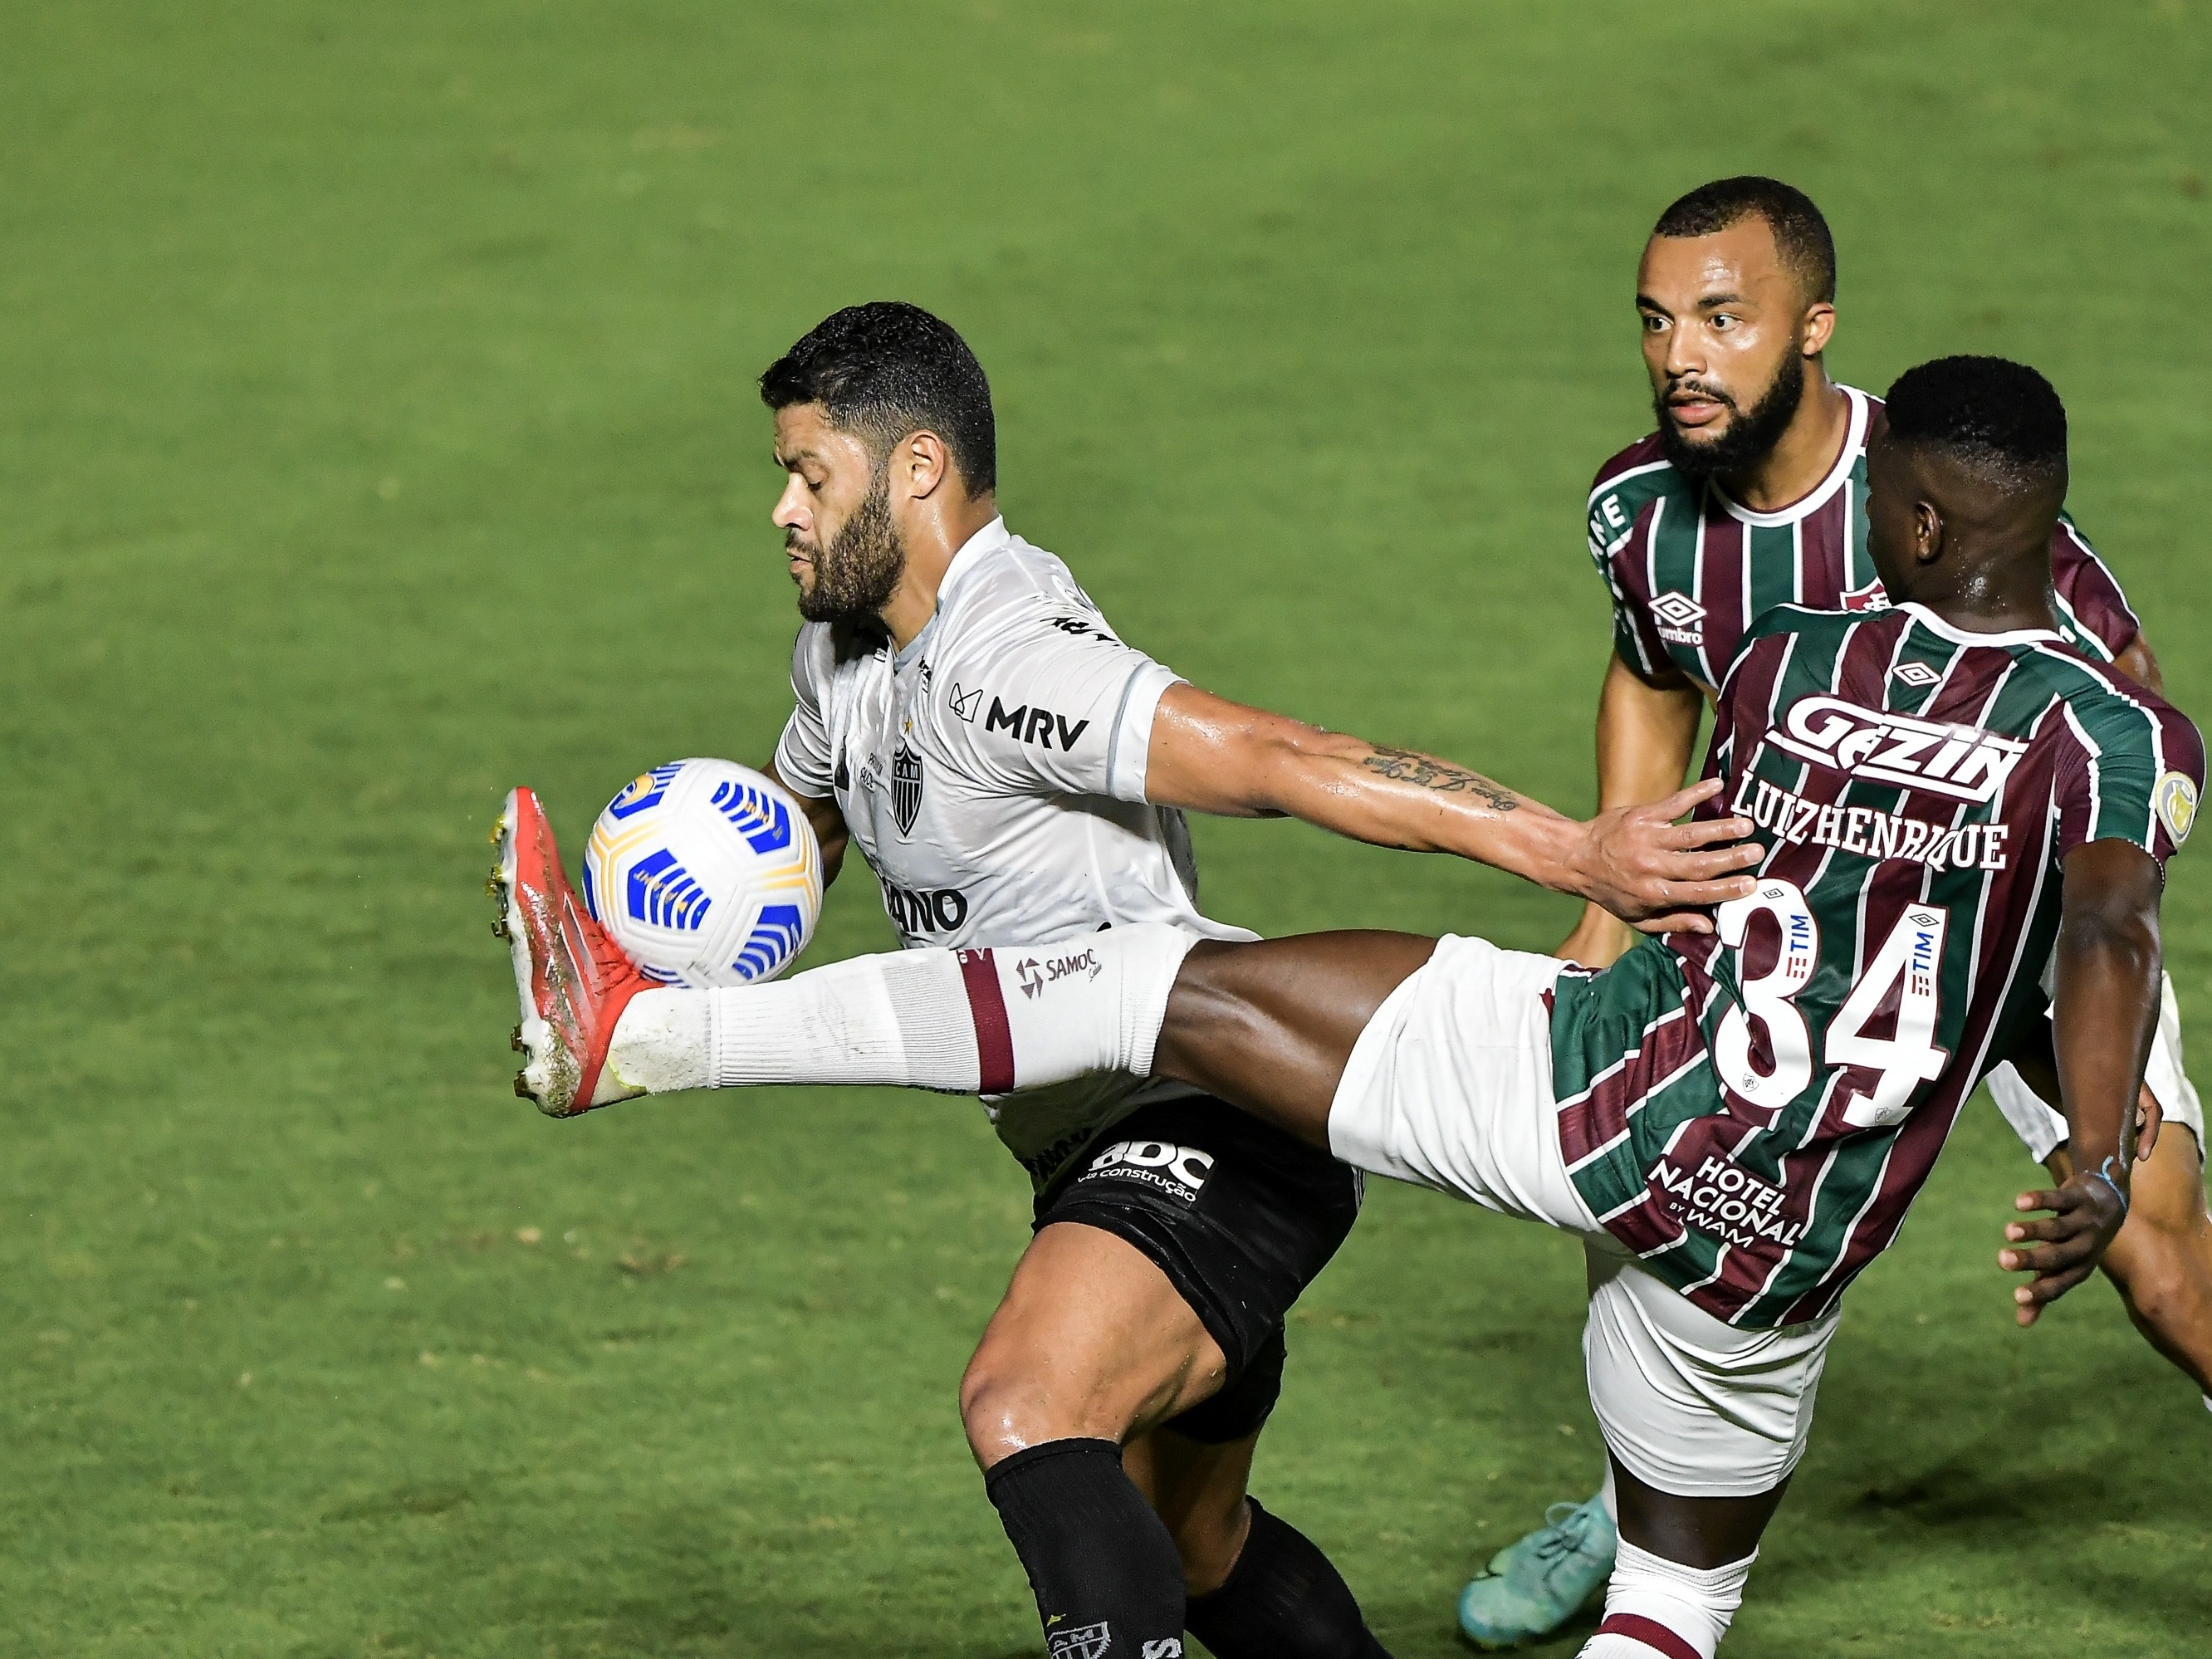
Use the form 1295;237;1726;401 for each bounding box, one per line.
1463;177;2212;1650
567;355;2198;1658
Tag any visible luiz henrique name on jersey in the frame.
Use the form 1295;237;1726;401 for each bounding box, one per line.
772;515;1253;1191
1550;600;2205;1330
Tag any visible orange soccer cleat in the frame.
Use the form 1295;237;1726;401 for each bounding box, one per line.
488;787;653;1117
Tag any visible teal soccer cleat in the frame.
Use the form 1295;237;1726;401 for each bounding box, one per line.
1456;1493;1617;1649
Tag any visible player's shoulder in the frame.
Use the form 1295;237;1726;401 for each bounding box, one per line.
1739;600;1867;651
2020;634;2190;723
935;526;1126;662
1588;431;1683;508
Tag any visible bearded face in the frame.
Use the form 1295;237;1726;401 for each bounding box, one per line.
1655;345;1806;483
792;462;906;625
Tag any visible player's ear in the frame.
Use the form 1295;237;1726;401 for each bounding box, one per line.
898;430;951;502
1912;498;1945;565
1799;300;1836;359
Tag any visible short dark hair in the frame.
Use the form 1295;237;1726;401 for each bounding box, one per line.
760;301;996;494
1653;176;1837;305
1882;355;2068;489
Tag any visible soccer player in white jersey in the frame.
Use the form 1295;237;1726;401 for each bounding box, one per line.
496;302;1760;1659
502;355;2200;1659
1460;178;2212;1648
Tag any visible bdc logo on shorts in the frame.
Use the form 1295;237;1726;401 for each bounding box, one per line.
1083;1138;1214;1197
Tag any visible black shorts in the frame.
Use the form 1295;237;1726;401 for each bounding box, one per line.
1034;1095;1362;1443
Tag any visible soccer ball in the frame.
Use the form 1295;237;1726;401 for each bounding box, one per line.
580;759;823;988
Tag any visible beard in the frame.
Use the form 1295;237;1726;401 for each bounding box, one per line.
793;467;906;625
1656;350;1806;482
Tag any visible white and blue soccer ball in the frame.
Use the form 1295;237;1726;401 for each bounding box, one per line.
581;758;823;988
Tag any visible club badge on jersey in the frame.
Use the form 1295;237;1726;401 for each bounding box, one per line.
891;741;924;836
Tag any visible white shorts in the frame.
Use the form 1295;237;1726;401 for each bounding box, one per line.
1327;934;1838;1497
1987;971;2203;1164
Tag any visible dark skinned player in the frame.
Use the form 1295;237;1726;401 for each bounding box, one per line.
1464;176;2212;1648
497;357;2198;1657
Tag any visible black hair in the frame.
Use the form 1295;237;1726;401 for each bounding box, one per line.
1883;355;2068;489
1653;176;1837;305
760;301;996;495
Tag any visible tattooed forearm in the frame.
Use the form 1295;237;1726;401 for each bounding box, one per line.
1361;746;1520;812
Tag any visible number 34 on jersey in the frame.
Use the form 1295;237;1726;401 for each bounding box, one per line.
1715;878;1948;1131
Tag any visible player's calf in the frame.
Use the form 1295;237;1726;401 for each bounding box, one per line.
588;922;1204;1102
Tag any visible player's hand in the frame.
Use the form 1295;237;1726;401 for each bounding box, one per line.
1570;777;1762;934
1999;1170;2130;1326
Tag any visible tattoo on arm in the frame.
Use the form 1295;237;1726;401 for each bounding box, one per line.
1360;746;1519;812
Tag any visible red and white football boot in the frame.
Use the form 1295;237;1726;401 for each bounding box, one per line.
488;786;653;1117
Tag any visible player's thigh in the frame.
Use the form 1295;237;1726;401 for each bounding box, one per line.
961;1220;1227;1464
1583;1237;1837;1528
1326;935;1596;1225
1159;932;1439;1148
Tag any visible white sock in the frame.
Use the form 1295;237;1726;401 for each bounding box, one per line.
1576;1539;1753;1659
604;925;1200;1098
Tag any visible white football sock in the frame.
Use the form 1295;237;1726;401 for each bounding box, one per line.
604;924;1200;1098
1575;1540;1753;1659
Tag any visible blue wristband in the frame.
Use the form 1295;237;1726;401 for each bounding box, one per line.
2084;1153;2130;1216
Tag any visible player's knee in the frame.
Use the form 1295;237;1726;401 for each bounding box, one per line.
959;1350;1071;1470
957;1363;1026;1468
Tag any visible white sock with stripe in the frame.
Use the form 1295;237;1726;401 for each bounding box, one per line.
1575;1540;1752;1659
604;925;1199;1097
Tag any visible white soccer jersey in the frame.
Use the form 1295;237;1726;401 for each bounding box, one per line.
773;516;1251;1188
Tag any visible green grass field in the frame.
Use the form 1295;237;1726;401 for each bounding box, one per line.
5;2;2210;1653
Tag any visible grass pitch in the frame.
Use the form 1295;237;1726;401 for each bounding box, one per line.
3;2;2210;1653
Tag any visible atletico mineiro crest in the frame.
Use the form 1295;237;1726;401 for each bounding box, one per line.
1045;1623;1116;1659
891;742;924;837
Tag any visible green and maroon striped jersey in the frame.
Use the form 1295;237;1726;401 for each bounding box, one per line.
1588;387;2141;691
1552;602;2203;1328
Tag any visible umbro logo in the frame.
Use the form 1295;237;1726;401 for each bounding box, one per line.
1649;591;1705;646
1767;695;2028;804
947;682;985;722
1893;662;1941;689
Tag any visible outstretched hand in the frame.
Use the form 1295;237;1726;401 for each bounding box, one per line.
1570;778;1763;934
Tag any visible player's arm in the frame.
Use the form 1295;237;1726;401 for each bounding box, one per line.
1142;683;1756;934
762;761;850;888
1554;652;1708;967
1999;838;2166;1324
